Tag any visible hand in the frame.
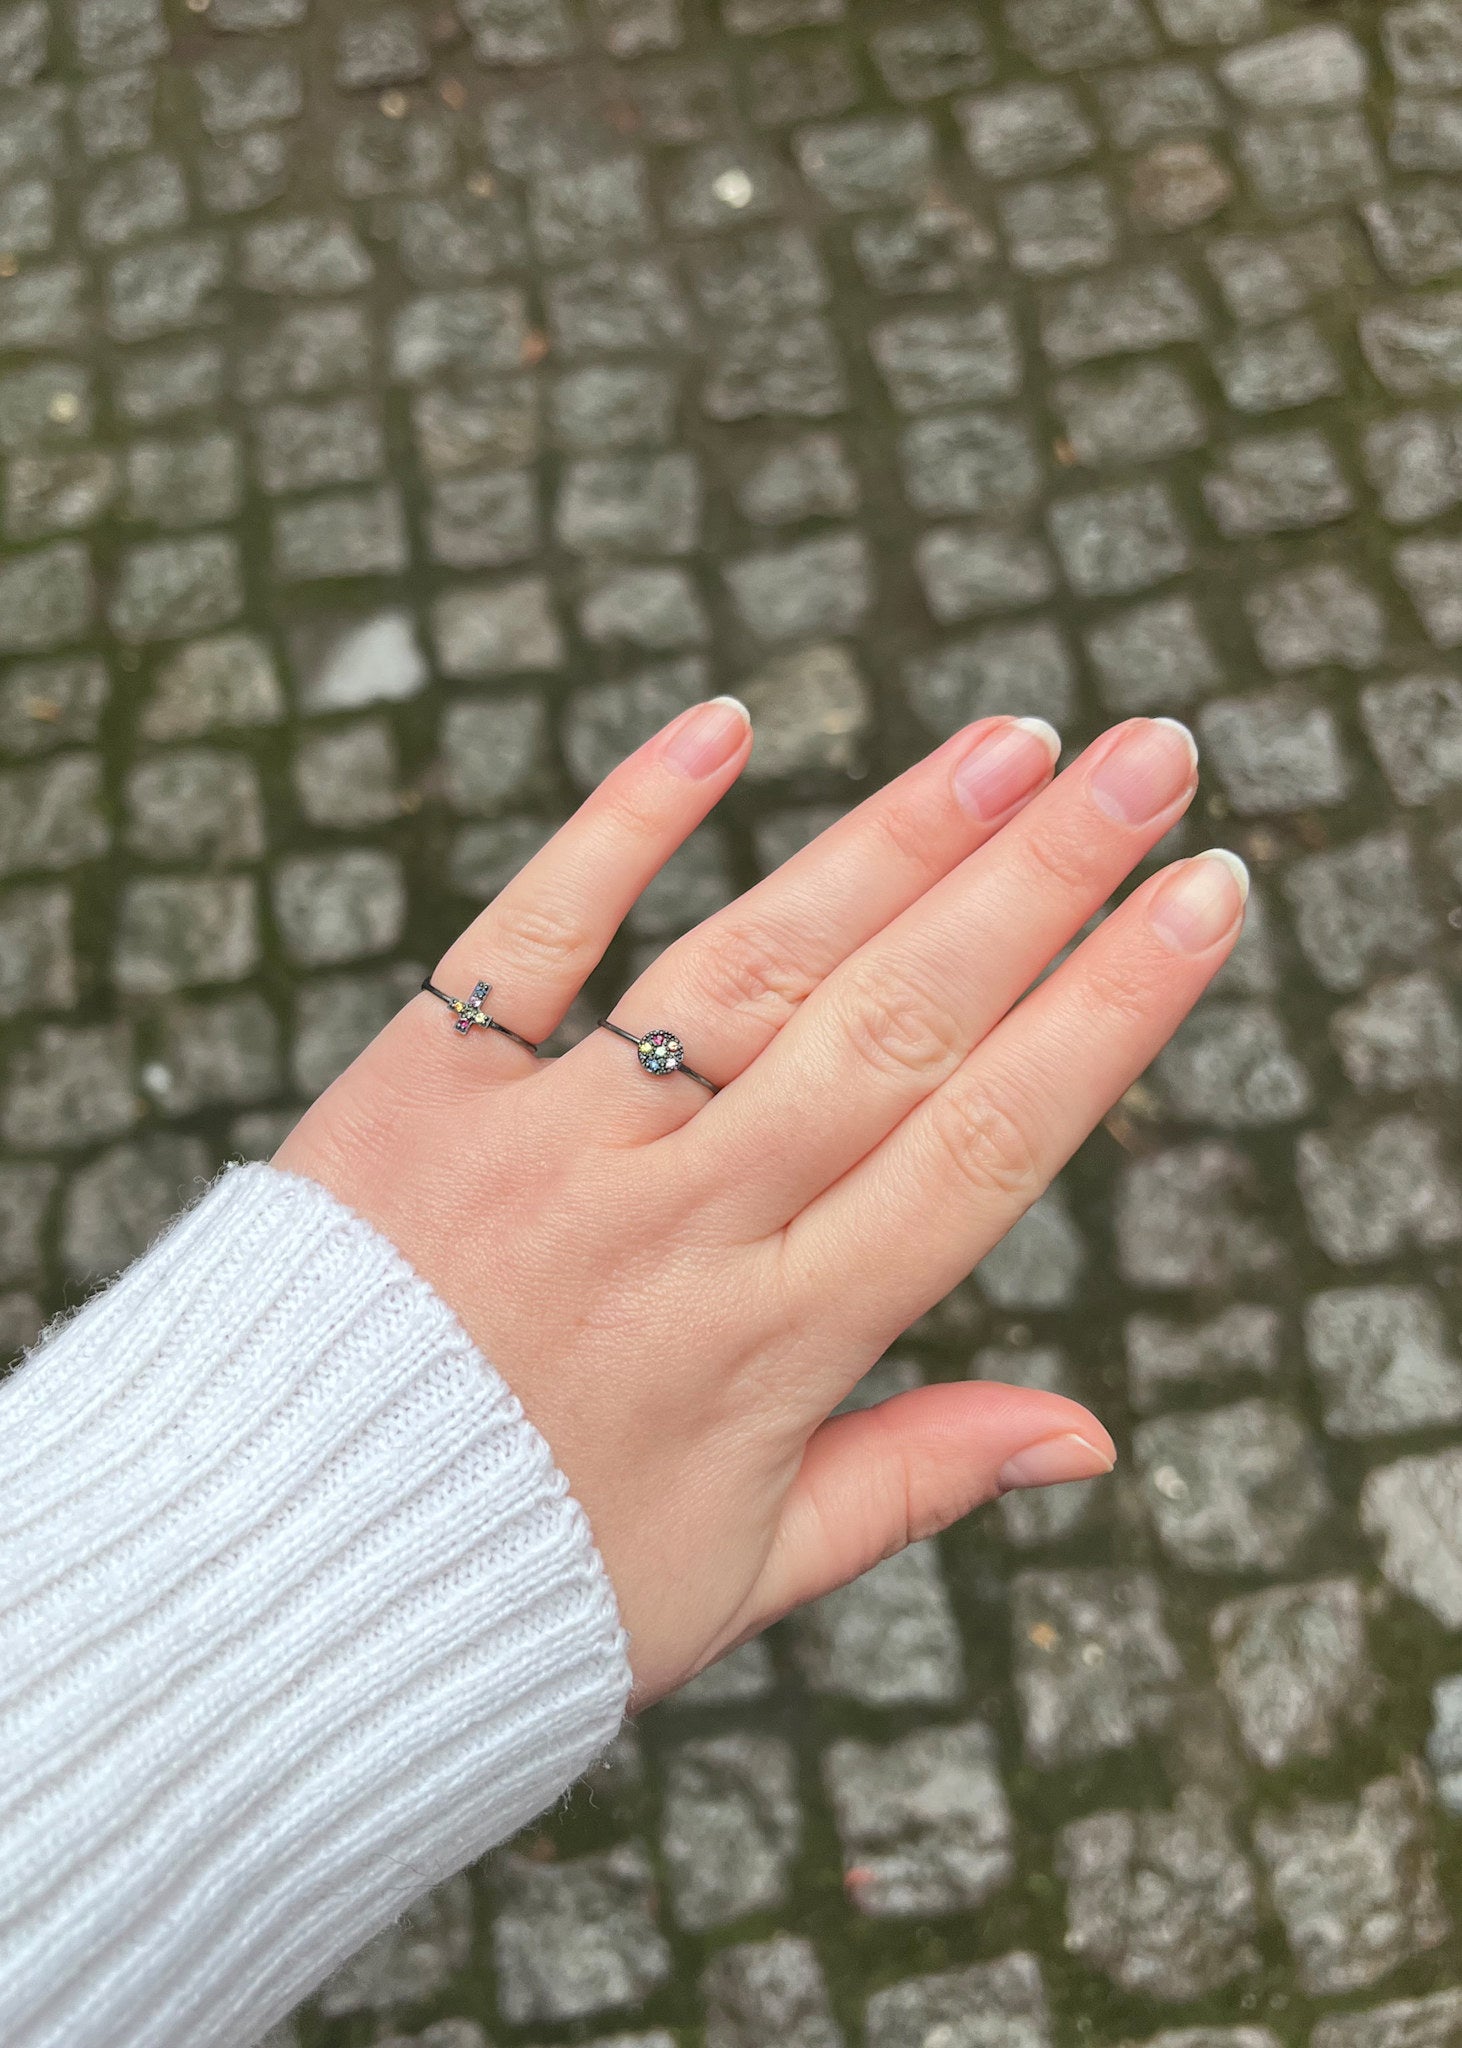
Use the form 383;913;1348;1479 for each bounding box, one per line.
275;699;1243;1705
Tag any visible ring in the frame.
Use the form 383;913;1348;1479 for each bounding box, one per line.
597;1020;719;1093
421;977;539;1055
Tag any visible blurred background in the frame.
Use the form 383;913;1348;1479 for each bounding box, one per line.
3;0;1462;2042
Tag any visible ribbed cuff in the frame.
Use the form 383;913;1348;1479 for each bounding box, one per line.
0;1162;631;2048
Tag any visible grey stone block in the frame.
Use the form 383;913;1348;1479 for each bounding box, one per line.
915;526;1057;624
291;963;421;1096
1;1020;136;1150
272;850;405;966
1297;1115;1462;1262
871;304;1021;411
1050;479;1189;595
1040;262;1206;364
1116;1141;1281;1287
906;621;1076;735
492;1844;670;2026
1198;692;1350;814
1313;1992;1462;2048
109;536;242;644
1304;1285;1462;1437
145;992;282;1116
1211;1577;1378;1767
1155;998;1312;1124
1135;1398;1330;1572
144;631;283;738
732;432;859;525
824;1721;1013;1917
0;541;94;652
1283;831;1435;991
793;115;934;212
1254;1771;1451;1995
1363;407;1462;523
1245;564;1386;672
1012;1568;1183;1765
1125;1303;1282;1411
432;578;563;679
125;748;263;863
1053;360;1205;465
115;875;259;993
791;1543;963;1705
736;643;871;779
1085;594;1221;712
1331;972;1462;1091
864;1954;1050;2048
0;883;74;1016
61;1133;209;1284
0;755;107;876
726;532;870;642
1059;1792;1260;2001
294;721;401;829
1219;26;1367;108
1395;534;1462;645
901;409;1041;518
439;696;544;814
661;1734;799;1929
1362;1446;1462;1624
1000;174;1118;276
958;84;1096;180
0;1161;57;1281
702;1937;842;2048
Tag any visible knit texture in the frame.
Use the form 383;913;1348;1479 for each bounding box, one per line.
0;1162;631;2048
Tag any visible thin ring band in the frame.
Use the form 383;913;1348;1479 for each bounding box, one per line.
598;1020;719;1093
420;977;539;1054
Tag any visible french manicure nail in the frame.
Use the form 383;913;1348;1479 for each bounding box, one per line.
1089;717;1198;826
1149;847;1250;954
663;696;751;779
997;1432;1116;1493
953;717;1060;820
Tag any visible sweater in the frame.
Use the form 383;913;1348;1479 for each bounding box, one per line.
0;1163;632;2048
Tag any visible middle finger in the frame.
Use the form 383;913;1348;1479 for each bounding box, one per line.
686;717;1198;1227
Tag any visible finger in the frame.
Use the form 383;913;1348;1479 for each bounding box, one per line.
551;715;1060;1133
789;849;1248;1350
427;695;752;1052
741;1381;1114;1633
693;717;1198;1226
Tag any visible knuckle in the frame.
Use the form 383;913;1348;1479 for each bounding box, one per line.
1080;952;1154;1033
1020;822;1100;897
490;894;595;979
834;959;966;1086
927;1081;1046;1207
870;790;936;874
685;920;813;1029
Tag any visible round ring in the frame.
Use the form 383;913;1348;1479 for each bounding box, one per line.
421;977;539;1055
598;1020;719;1093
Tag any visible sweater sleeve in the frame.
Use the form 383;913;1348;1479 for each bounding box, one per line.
0;1161;632;2048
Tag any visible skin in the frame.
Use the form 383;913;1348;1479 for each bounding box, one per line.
276;700;1246;1707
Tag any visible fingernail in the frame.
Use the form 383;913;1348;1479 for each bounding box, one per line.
998;1432;1116;1493
953;717;1060;820
1089;717;1198;825
663;696;751;778
1149;847;1250;954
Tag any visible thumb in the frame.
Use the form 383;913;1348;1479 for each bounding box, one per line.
745;1381;1115;1632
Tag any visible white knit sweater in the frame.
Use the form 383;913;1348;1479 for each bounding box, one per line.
0;1163;631;2048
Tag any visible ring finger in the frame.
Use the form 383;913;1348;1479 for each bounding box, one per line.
554;714;1061;1128
686;717;1198;1225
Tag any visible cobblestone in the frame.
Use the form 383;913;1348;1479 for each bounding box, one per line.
1;0;1460;2038
1058;1791;1260;2001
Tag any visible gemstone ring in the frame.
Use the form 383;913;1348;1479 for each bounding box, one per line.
420;976;539;1055
597;1020;719;1093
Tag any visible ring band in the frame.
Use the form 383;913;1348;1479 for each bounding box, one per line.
598;1020;719;1093
421;977;539;1054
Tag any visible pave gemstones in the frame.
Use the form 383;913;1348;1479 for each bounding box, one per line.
636;1029;685;1075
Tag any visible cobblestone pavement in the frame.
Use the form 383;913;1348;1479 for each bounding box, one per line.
4;0;1462;2041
